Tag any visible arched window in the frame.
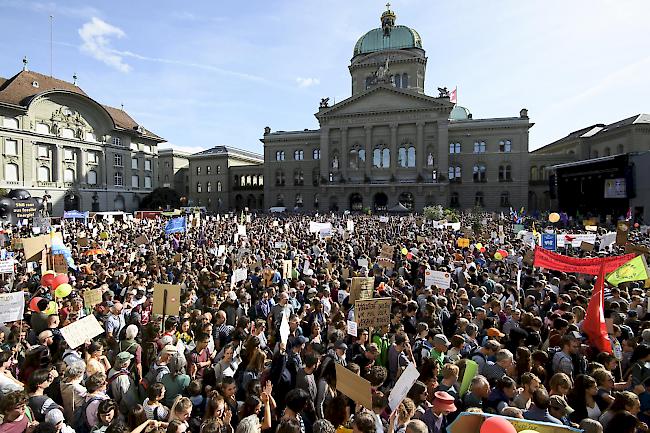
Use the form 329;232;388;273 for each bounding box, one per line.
397;145;416;168
64;168;75;183
449;142;461;154
207;181;212;192
473;164;486;182
217;181;222;192
275;170;285;186
349;149;359;169
36;123;50;134
382;148;390;168
407;146;416;167
394;74;401;88
373;148;381;167
294;169;304;186
240;176;245;187
402;73;408;88
498;165;512;182
276;194;285;207
206;165;212;175
275;151;285;161
540;165;546;180
196;166;201;175
259;175;264;186
38;166;50;182
247;175;253;186
217;165;221;174
499;139;512;152
398;147;407;167
313;148;320;160
473;141;486;154
604;147;611;156
5;163;18;181
530;166;538;181
312;168;320;186
295;194;303;208
87;170;97;185
450;192;460;208
196;182;202;193
2;117;18;129
448;166;462;182
500;192;510;207
252;176;258;186
475;191;484;207
294;149;304;160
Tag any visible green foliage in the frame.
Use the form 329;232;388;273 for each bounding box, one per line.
424;205;459;222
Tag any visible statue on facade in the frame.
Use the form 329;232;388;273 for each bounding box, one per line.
319;98;330;108
331;156;339;170
375;57;390;83
427;153;434;167
437;87;449;98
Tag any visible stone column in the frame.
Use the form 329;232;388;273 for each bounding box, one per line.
79;148;86;184
101;150;108;188
55;144;64;185
390;123;398;176
364;125;372;178
416;122;425;174
319;127;329;183
437;121;449;181
340;127;348;181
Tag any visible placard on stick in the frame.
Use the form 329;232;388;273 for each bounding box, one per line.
355;297;391;329
135;235;149;246
83;289;103;308
53;254;67;273
379;245;394;258
60;315;105;349
77;237;89;247
335;363;372;408
153;284;182;316
350;277;374;304
282;260;293;279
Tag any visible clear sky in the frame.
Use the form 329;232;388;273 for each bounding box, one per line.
1;0;649;154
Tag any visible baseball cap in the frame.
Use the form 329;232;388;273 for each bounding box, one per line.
433;334;450;347
487;328;505;338
161;344;178;356
549;395;574;415
45;409;65;425
335;341;348;351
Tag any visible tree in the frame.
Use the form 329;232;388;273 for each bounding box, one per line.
139;187;181;210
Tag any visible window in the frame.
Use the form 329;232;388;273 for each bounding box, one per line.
398;145;416;167
217;181;222;192
530;166;538;181
197;182;202;193
499;165;512;182
373;147;390;168
114;171;123;187
402;73;408;88
540;166;547;180
450;192;459;208
617;144;625;154
592;150;599;158
64;149;75;160
349;146;365;169
276;151;285;161
448;166;462;182
295;193;303;208
473;164;486;182
217;165;221;174
206;165;211;175
475;191;484;207
112;137;122;146
393;74;401;88
196;166;201;175
38;166;50;182
499;139;512;153
473;141;486;154
312;168;320;186
132;158;138;169
64;168;75;183
36;123;49;134
87;170;97;185
294;150;304;160
145;160;152;171
3;117;18;129
132;175;139;188
604;147;611;156
294;169;304;186
276;194;285;207
5;163;18;181
275;170;285;186
313;149;320;160
259;175;263;186
449;142;461;154
60;128;74;139
4;139;17;156
114;154;123;166
500;192;510;207
206;181;212;192
38;145;49;158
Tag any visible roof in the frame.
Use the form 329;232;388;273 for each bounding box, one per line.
190;145;263;161
0;69;163;141
354;25;422;56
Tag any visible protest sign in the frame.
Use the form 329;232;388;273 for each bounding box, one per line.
380;244;394;258
355;297;391;328
347;220;354;232
541;233;556;251
335;363;372;408
0;291;24;323
377;257;395;270
347;320;358;337
231;268;248;287
342;267;350;280
350;277;374;304
416;235;426;243
379;216;389;223
82;289;102;308
274;241;287;250
357;258;369;269
309;222;331;234
555;233;597;248
282;260;293;279
599;232;616;251
388;363;420;410
319;227;332;240
134;235;149;246
580;241;595;251
459;359;478;396
0;259;15;274
77;237;89;247
23;235;51;262
153;284;182;316
456;238;470;248
60;315;105;349
237;224;247;237
616;221;631;245
279;311;290;345
424;270;451;289
53;254;67;273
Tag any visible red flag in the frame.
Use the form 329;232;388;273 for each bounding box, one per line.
450;87;457;104
583;266;611;353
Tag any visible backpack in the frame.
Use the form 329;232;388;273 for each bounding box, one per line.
142;364;169;390
372;334;390;368
106;370;131;399
72;396;103;433
412;338;432;366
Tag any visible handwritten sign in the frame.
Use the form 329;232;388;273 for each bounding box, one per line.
230;268;248;287
82;289;102;308
335;363;372;408
350;277;374;304
347;320;358;337
380;245;394;258
53;254;67;274
152;284;182;316
60;315;105;349
424;270;451;289
134;235;149;246
355;297;391;328
0;291;24;323
457;238;470;248
377;257;395;270
0;259;15;274
357;258;369;269
22;235;52;262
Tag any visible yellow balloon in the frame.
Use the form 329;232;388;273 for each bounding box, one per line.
401;247;408;255
475;243;483;250
100;231;109;240
494;252;503;260
44;301;57;315
549;212;560;223
55;283;72;298
43;270;55;276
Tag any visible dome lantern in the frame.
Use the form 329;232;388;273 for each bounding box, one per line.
381;3;396;36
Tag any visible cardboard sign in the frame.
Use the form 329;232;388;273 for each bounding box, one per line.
357;258;369;268
282;260;293;279
424;270;451;289
60;315;105;349
0;291;25;323
83;289;103;308
152;284;182;316
580;241;595;251
416;235;426;243
53;254;67;274
342;267;350;280
377;257;395;270
173;253;182;263
355;297;391;328
625;244;650;256
448;412;581;433
134;235;149;246
456;238;470;248
379;245;394;258
350;277;374;304
77;237;89;247
0;259;15;274
22;235;52;262
231;268;248;287
616;221;631;245
309;222;331;234
335;363;373;409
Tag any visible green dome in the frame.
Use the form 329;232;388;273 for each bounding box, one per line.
353;25;422;56
449;105;471;121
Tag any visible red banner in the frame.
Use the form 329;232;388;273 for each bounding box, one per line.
533;247;634;275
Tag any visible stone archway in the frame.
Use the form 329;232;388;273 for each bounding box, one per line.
64;191;80;211
398;192;414;210
373;192;388;211
349;193;363;211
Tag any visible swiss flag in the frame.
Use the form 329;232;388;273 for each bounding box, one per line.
450;87;457;104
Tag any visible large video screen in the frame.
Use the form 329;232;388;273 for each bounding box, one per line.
604;178;627;199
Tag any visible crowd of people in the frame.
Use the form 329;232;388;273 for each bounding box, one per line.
0;211;649;433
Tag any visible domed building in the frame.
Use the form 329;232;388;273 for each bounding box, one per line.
262;6;533;212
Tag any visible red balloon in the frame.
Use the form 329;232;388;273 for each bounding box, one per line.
29;297;44;312
406;252;413;260
497;249;509;258
480;247;486;253
52;274;69;288
480;416;517;433
41;273;55;288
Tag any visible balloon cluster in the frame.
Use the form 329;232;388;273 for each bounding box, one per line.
0;189;45;224
494;249;509;261
40;271;72;298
